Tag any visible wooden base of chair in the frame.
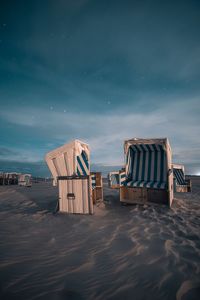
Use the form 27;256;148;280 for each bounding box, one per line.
92;187;103;204
176;185;191;193
120;186;169;206
110;184;120;189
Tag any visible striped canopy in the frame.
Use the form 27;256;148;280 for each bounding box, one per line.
173;168;186;185
77;150;90;176
124;143;167;189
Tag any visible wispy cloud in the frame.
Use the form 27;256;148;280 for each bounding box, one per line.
0;96;199;173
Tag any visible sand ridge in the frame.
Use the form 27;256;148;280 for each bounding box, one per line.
0;178;200;300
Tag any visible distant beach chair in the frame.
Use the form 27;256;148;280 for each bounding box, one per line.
172;164;192;192
18;174;32;187
108;169;126;189
120;138;174;207
45;140;103;214
91;172;103;204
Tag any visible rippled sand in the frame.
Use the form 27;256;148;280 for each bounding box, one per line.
0;177;200;300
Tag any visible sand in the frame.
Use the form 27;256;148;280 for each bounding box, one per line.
0;178;200;300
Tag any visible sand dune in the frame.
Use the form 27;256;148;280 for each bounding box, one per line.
0;178;200;300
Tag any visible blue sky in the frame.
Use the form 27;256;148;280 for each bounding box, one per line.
0;0;200;176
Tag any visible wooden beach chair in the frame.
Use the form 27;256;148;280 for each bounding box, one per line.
108;169;126;189
120;138;174;207
172;164;192;192
45;140;103;214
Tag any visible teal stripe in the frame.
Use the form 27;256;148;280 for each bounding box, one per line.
81;151;89;170
153;144;158;182
77;168;81;176
146;144;152;182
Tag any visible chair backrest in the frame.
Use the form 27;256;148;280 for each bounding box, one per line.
125;141;169;185
109;172;120;186
45;140;90;179
173;168;185;185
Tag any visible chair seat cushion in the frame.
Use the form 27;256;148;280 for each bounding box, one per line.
123;180;167;189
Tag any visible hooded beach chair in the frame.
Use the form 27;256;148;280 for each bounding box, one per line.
45;140;103;214
172;164;191;192
108;169;126;189
120;138;174;207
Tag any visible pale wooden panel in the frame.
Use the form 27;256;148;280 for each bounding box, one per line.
58;178;93;214
52;158;61;176
75;179;81;213
56;155;66;176
88;176;93;214
82;179;89;213
58;180;63;211
68;179;73;213
63;181;69;212
120;186;147;204
47;159;59;178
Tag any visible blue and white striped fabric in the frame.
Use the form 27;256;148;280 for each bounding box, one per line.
91;174;96;190
173;168;186;186
77;151;90;176
119;171;126;186
124;144;167;189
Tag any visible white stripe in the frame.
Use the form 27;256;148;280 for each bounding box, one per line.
127;149;131;177
126;148;131;177
149;144;155;182
133;181;139;187
146;181;151;188
132;147;138;181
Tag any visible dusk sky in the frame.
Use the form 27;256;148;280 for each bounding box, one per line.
0;0;200;176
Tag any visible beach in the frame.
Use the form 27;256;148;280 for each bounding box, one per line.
0;177;200;300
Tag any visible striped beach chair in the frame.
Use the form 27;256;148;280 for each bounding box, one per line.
45;140;93;214
172;164;191;192
108;169;126;189
108;171;120;189
120;138;173;207
45;140;90;183
91;172;103;203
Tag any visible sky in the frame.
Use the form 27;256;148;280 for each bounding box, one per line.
0;0;200;176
